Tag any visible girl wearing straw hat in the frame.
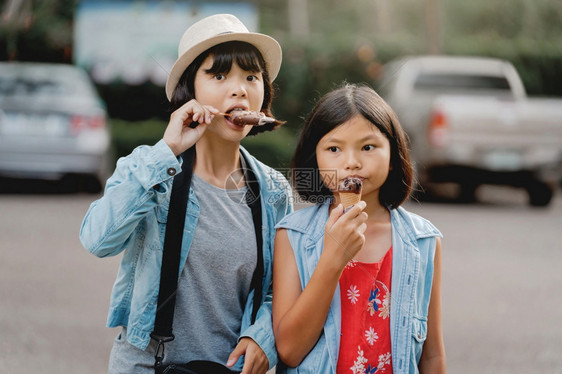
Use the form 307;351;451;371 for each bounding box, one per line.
80;14;292;374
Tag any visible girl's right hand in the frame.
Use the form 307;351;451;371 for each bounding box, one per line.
323;202;368;269
163;99;219;156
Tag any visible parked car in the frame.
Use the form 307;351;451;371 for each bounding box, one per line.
377;55;562;206
0;62;111;192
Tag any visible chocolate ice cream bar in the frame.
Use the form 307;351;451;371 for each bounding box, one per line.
224;110;277;126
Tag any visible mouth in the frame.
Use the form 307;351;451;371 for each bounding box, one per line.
225;106;248;115
342;175;364;181
224;107;248;127
338;176;363;193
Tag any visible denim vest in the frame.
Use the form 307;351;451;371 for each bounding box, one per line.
275;202;441;374
79;140;293;370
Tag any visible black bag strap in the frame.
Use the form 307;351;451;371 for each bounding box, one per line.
239;153;264;322
150;148;264;345
151;146;195;342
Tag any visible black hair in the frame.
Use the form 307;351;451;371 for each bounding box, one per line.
169;41;281;135
292;83;413;209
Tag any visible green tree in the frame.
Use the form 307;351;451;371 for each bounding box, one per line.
1;0;77;61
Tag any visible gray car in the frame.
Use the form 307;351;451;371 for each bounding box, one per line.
0;62;111;192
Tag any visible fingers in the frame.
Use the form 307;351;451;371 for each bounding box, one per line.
325;203;344;230
343;201;367;217
358;222;367;235
324;200;368;263
190;104;219;125
228;338;269;374
178;101;217;126
334;201;368;229
241;350;268;374
226;340;246;368
325;200;367;230
171;99;219;128
163;100;219;156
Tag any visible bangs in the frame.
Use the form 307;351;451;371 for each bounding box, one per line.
204;41;265;75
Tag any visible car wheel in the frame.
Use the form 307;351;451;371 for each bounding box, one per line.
458;182;478;203
82;175;103;194
526;180;553;207
59;175;80;193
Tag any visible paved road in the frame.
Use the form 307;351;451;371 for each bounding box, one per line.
1;186;561;373
407;187;562;374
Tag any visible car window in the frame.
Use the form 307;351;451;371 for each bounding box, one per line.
413;73;511;92
0;78;63;96
0;67;94;98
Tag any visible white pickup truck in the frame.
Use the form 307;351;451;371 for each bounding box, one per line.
377;55;562;206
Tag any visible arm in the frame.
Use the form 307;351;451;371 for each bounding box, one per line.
419;237;446;373
80;100;217;257
79;140;180;257
272;203;367;367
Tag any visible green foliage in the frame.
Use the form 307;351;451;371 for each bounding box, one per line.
444;0;562;40
0;0;78;61
97;83;170;121
242;126;297;169
272;39;381;135
110;118;167;160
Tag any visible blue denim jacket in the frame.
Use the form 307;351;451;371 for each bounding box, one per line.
275;202;441;373
79;140;293;370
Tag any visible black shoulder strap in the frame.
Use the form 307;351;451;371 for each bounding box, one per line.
151;146;195;341
151;148;263;343
240;153;264;322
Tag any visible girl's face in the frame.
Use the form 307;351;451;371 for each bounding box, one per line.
315;114;391;203
194;54;265;142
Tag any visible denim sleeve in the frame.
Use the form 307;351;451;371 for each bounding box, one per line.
271;170;294;222
239;298;278;369
79;139;180;258
278;181;294;219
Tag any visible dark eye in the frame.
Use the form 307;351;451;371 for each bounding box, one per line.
363;145;375;151
328;146;339;153
214;73;226;80
247;75;258;82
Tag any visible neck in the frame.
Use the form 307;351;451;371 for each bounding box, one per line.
193;133;242;187
363;193;389;221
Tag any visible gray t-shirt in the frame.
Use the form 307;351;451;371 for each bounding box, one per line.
108;173;257;373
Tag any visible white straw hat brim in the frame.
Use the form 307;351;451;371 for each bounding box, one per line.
165;32;282;101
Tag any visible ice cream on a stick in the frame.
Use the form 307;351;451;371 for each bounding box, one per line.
338;176;363;210
221;110;282;126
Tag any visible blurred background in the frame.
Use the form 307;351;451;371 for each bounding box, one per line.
2;0;562;174
1;0;562;373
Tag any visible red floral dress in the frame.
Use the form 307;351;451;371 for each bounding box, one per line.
337;247;393;374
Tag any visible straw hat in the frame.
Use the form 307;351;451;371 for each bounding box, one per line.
165;13;282;101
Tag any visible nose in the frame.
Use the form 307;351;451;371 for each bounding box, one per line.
230;78;247;98
344;151;361;170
